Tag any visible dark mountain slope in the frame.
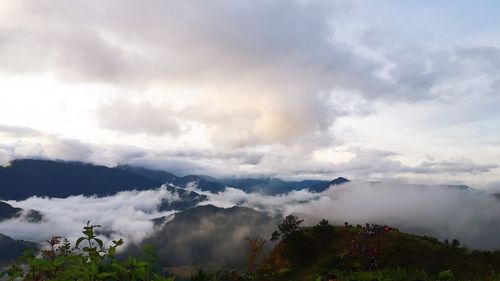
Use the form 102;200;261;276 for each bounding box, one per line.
0;201;22;221
120;166;226;193
0;201;43;223
0;159;162;200
118;165;177;183
0;233;37;266
134;205;282;269
157;186;208;211
171;175;225;193
219;177;328;195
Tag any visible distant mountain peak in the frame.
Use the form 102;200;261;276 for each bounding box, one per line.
119;166;226;193
308;177;350;193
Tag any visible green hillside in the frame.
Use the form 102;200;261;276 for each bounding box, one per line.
257;219;500;281
3;215;500;280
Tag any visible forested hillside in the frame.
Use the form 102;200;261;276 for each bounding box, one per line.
3;214;500;281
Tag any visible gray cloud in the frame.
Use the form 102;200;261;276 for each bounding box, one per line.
407;159;499;175
4;179;500;252
0;137;97;165
1;1;500;181
201;182;500;250
300;182;500;250
328;147;498;178
97;101;181;136
0;0;392;150
485;181;500;194
1;130;496;181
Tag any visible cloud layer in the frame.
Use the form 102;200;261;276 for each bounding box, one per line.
201;182;500;250
0;186;178;245
3;181;500;251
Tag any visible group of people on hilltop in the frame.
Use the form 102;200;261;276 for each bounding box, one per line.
364;223;392;236
349;223;394;269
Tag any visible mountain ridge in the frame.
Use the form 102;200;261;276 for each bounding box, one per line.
0;159;351;200
0;159;163;200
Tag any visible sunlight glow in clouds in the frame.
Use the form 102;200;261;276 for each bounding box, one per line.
0;0;499;185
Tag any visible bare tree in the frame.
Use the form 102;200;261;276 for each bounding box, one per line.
245;235;267;272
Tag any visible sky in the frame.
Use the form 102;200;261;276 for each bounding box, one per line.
1;0;500;186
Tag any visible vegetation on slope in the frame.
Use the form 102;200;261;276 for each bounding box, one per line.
1;222;174;281
190;216;500;281
3;215;500;280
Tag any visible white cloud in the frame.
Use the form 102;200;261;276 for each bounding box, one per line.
202;181;500;249
3;180;500;251
0;186;179;246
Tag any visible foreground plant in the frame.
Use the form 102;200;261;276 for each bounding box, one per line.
1;221;174;281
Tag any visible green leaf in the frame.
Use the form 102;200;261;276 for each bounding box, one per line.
53;256;66;266
97;272;116;278
108;247;116;257
278;268;290;274
94;238;103;249
75;237;86;248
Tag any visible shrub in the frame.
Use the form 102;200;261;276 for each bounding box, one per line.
437;269;454;281
0;221;174;281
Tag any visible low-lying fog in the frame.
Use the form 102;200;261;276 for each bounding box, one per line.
2;181;500;250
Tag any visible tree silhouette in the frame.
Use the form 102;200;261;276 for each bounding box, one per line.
278;214;303;240
318;219;329;226
270;230;281;245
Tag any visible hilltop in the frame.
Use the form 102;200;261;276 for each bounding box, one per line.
261;221;500;280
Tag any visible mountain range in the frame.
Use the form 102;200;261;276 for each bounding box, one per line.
0;159;349;200
0;159;161;200
1;159;499;280
0;159;349;266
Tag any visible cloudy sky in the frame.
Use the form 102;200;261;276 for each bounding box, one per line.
1;0;500;186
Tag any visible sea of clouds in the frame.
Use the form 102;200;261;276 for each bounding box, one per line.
2;181;500;250
0;186;178;245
